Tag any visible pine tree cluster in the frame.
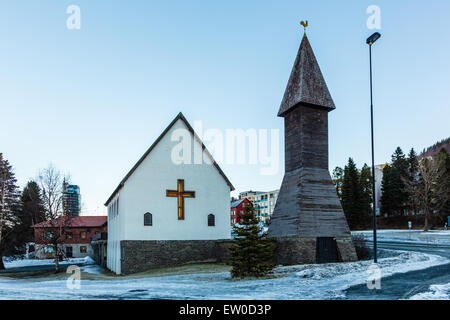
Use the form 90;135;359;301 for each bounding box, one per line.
0;153;46;269
332;158;372;230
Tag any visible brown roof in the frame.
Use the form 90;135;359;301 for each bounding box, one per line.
32;216;107;228
104;112;234;206
278;34;335;117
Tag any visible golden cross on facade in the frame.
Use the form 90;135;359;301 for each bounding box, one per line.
166;179;195;220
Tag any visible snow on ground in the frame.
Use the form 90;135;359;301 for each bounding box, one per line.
353;229;450;245
409;282;450;300
80;264;106;275
0;250;447;300
3;256;95;269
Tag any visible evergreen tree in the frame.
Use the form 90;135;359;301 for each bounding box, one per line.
391;147;409;215
381;147;409;216
435;149;450;220
392;147;409;176
229;204;276;278
380;165;395;216
406;148;420;214
359;164;373;221
407;148;419;179
341;158;362;229
16;181;46;243
0;153;21;269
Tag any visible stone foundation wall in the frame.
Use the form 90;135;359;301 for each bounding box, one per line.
274;236;357;265
336;237;358;262
120;240;232;275
274;237;317;265
215;240;233;264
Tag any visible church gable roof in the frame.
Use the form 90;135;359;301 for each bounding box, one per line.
105;113;234;206
278;34;335;117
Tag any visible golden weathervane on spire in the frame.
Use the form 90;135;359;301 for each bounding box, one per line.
300;20;308;33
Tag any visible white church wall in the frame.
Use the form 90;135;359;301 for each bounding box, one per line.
106;194;124;274
117;119;231;241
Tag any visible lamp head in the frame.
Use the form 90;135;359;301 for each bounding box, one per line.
366;32;381;45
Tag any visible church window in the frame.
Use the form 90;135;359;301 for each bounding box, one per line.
208;214;215;227
110;198;119;218
144;212;153;226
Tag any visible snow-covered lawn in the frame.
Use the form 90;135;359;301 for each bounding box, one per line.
0;250;447;300
353;229;450;246
3;256;95;269
409;282;450;300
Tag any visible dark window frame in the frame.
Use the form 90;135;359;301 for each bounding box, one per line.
208;214;215;227
144;212;153;226
66;246;73;258
80;246;87;253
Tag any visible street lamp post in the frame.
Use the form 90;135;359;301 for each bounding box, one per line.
366;32;381;263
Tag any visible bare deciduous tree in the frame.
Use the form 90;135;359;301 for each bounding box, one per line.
403;157;448;231
38;165;72;272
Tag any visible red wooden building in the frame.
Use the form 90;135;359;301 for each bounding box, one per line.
32;216;107;259
230;198;252;224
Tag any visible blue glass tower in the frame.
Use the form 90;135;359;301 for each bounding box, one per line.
63;183;81;216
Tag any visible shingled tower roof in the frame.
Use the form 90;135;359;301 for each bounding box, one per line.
278;34;335;117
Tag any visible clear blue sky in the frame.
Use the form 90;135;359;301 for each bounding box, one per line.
1;1;449;215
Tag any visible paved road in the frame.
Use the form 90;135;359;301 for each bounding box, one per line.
344;241;450;300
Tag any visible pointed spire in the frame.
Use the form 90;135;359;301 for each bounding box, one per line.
278;34;335;117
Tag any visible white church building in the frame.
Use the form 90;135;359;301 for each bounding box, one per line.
105;113;234;274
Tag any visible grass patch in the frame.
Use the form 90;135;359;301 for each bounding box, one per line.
126;263;231;279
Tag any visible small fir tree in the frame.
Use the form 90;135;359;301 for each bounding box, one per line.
229;204;276;278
